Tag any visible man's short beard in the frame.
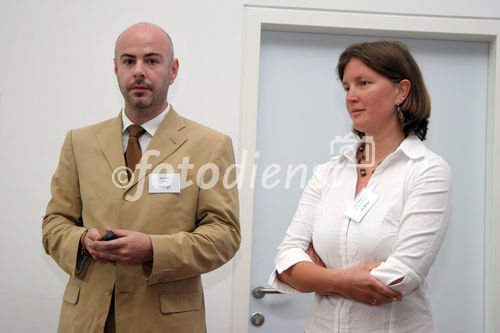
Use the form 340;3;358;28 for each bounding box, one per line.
127;95;154;109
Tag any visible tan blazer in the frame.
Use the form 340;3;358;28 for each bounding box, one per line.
42;108;240;333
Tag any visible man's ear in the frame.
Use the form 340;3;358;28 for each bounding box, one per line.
114;58;118;75
169;58;179;85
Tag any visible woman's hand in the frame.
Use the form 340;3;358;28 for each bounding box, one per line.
331;262;402;306
306;244;402;305
306;244;326;267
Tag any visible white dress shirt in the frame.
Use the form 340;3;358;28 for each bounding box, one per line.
269;135;452;333
121;104;170;152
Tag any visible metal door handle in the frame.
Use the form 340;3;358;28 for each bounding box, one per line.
251;284;283;298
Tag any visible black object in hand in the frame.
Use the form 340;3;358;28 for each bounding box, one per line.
101;231;116;241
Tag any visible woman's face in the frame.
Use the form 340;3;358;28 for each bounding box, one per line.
342;58;405;137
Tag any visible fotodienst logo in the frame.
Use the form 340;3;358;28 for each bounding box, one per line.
112;133;378;200
330;133;376;168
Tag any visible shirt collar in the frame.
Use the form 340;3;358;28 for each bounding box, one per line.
341;138;362;163
340;134;425;162
121;104;171;136
396;134;426;159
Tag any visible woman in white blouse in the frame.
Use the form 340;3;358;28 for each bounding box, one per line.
269;41;451;332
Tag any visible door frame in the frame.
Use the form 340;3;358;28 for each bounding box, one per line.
231;5;500;333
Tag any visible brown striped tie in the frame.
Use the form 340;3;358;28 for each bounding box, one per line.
125;124;146;178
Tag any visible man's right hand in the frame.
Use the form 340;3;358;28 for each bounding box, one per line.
81;228;110;263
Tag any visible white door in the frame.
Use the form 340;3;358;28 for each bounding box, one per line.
247;30;487;332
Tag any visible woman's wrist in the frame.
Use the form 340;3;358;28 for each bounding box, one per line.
320;268;343;295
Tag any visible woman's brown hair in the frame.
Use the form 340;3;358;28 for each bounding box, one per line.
337;41;430;140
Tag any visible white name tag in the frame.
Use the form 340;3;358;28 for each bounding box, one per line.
149;173;181;193
345;188;379;222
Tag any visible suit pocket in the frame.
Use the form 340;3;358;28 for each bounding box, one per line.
63;283;81;305
159;293;201;314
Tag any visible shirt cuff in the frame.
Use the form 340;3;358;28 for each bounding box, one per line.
275;248;312;274
269;248;312;293
370;258;421;295
268;270;303;294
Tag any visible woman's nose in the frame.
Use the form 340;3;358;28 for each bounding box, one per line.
346;89;358;103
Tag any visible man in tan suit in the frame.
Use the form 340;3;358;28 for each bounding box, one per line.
42;22;240;333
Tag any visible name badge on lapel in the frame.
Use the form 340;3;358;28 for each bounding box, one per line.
149;173;181;194
344;188;379;222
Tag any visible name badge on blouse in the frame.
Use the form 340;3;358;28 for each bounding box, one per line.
149;173;181;193
345;188;379;222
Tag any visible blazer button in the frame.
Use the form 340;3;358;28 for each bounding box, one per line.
105;289;113;296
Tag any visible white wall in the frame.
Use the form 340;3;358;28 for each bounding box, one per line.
0;0;243;332
0;0;499;332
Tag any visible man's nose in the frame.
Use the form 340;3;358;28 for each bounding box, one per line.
133;62;145;78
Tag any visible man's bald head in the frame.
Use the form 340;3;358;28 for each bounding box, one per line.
115;22;174;61
113;22;179;123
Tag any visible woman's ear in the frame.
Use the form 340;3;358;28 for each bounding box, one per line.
397;79;411;104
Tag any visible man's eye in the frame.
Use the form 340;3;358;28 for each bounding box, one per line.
123;59;134;65
361;81;370;86
147;59;159;65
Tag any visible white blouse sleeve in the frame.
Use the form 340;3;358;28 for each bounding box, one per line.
268;163;330;293
370;156;452;295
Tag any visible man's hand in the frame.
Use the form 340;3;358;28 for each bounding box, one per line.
81;228;105;261
86;227;153;265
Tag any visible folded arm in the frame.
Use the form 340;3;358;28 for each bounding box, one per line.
278;260;401;305
269;163;400;305
370;159;452;295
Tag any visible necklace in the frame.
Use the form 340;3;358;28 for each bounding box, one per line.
357;144;381;177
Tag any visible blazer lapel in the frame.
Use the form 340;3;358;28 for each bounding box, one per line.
97;113;125;179
125;107;188;193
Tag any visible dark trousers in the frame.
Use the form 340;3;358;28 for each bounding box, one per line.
104;292;115;333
